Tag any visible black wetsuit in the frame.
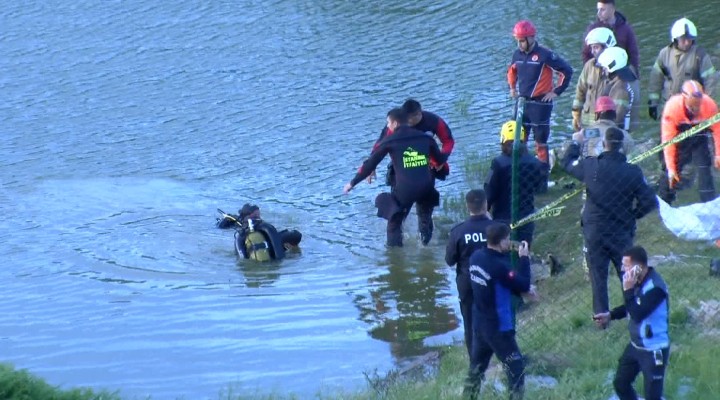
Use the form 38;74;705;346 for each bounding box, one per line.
351;125;447;246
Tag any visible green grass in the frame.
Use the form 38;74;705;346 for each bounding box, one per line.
0;363;122;400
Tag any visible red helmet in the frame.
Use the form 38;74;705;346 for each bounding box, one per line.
595;96;616;113
513;20;537;39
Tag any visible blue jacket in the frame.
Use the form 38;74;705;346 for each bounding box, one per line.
469;248;531;332
508;43;573;99
610;268;669;350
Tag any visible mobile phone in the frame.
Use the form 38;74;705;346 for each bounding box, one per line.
630;265;642;280
510;240;521;251
653;350;664;366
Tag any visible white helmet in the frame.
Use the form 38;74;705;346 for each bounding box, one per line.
585;27;617;47
671;18;697;41
597;46;628;73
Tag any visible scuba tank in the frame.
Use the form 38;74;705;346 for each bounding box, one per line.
244;218;272;262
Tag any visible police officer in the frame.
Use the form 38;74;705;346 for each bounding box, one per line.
563;127;657;317
344;108;446;247
648;18;718;120
485;121;547;247
445;189;495;358
658;80;720;204
465;223;536;400
593;245;670;400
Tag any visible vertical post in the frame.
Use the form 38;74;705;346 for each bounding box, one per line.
510;97;525;269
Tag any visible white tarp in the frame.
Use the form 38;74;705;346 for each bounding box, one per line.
657;196;720;241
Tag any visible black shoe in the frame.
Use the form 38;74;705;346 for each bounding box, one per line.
420;231;432;246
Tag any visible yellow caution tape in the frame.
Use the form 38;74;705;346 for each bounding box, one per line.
511;112;720;229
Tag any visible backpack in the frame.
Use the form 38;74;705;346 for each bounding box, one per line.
245;230;272;262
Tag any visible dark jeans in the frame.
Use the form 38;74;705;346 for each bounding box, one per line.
613;344;669;400
456;269;473;358
467;328;525;399
657;132;716;203
583;227;633;314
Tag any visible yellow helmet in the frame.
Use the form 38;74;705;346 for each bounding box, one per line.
500;121;526;143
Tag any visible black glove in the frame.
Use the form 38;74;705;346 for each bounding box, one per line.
648;105;658;121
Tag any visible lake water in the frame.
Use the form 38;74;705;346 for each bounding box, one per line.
1;1;717;399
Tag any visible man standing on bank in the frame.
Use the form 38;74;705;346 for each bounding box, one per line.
465;223;536;400
563;127;657;319
344;108;446;247
508;19;573;181
484;121;547;247
648;17;718;120
445;189;495;358
593;245;670;400
581;0;640;77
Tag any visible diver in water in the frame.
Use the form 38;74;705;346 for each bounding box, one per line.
217;204;302;261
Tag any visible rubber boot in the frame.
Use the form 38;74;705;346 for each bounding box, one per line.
535;142;550;193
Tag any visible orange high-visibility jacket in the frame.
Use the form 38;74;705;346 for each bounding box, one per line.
661;93;720;172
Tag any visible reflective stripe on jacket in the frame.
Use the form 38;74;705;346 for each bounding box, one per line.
649;44;718;102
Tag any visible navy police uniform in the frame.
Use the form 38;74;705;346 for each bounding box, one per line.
445;214;495;357
466;247;531;398
484;152;547;246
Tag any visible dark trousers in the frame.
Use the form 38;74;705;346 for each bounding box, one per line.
613;344;669;400
519;99;552;184
583;227;633;314
467;328;525;399
520;100;552;145
658;132;716;203
386;201;434;247
456;269;473;358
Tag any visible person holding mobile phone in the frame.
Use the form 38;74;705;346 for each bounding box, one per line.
445;189;495;358
464;223;536;399
592;245;670;400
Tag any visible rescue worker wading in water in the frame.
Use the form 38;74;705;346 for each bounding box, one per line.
344;108;446;247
